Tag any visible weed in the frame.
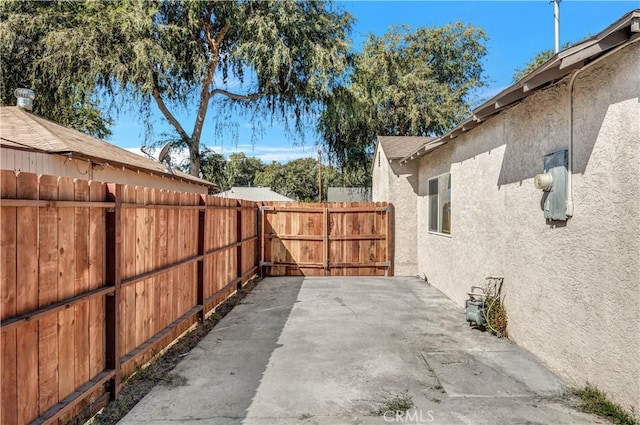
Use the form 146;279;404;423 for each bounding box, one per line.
573;384;638;425
298;413;313;420
483;277;508;338
372;391;414;416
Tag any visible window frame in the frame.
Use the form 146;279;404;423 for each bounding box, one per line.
427;172;451;237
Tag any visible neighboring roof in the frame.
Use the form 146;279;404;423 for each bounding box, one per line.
216;187;294;202
327;187;371;203
377;136;435;160
0;106;215;188
400;9;640;164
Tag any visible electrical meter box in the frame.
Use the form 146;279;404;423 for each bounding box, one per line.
543;149;568;221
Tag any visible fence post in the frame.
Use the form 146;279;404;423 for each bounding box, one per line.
386;203;395;277
255;204;260;276
235;200;243;290
258;204;265;277
323;206;329;276
197;194;206;320
105;183;122;399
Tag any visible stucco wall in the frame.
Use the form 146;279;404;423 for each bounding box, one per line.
415;43;640;410
373;146;419;276
1;149;209;193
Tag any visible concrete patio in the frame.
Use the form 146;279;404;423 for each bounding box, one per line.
119;276;601;424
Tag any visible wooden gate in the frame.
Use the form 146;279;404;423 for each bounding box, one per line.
259;202;394;276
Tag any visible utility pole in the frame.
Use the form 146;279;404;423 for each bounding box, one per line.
317;149;322;203
553;0;561;53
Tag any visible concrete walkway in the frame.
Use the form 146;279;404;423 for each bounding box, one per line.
120;277;601;424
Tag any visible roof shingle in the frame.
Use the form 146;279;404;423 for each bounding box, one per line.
377;136;435;160
0;106;213;187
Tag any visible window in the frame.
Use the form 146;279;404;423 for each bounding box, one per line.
378;152;381;167
428;173;451;235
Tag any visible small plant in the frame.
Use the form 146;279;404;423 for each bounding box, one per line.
298;413;313;420
372;391;414;416
573;384;638;425
484;277;508;338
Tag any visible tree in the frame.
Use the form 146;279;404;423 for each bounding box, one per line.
318;23;487;169
225;152;264;189
255;157;325;201
254;160;286;191
0;1;112;138
513;38;590;82
1;1;353;175
513;49;554;82
198;149;227;190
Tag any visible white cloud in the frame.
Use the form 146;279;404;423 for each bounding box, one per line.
127;144;316;165
126;147;190;165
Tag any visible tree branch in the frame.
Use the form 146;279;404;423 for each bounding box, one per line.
209;89;265;100
151;87;190;141
192;20;232;145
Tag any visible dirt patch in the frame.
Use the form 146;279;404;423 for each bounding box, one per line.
88;277;261;425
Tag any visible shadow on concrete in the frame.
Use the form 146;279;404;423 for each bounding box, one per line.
118;277;304;425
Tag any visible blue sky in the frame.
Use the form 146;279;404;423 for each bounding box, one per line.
113;1;638;162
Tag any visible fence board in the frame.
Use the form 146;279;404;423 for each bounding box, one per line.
38;175;59;415
1;170;18;425
57;177;76;402
16;172;39;424
88;181;106;380
74;179;91;394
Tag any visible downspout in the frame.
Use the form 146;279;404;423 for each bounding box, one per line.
565;38;637;218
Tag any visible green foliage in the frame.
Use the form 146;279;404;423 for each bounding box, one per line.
512;37;592;82
224;152;265;190
318;22;487;168
255;158;319;202
1;0;353;175
0;1;113;138
199;149;227;190
574;385;638;425
512;49;554;82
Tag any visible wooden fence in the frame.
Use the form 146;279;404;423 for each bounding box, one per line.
260;202;394;276
0;171;259;425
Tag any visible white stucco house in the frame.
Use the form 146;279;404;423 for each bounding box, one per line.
372;136;433;275
373;10;639;411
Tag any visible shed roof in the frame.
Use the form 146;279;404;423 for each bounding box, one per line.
377;136;435;160
0;106;214;188
400;9;640;164
216;187;294;202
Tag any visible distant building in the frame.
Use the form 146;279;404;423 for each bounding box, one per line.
327;187;371;202
0;106;214;193
216;187;294;202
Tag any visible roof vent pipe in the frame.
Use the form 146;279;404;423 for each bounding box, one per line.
553;0;561;53
15;88;35;111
